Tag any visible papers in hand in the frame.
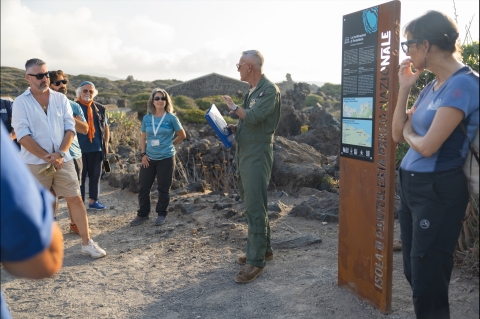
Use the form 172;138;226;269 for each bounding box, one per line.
205;104;234;148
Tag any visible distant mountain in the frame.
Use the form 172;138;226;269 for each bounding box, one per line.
83;72;123;81
0;66;182;104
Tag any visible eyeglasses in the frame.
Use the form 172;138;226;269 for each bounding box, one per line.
236;63;245;70
401;39;418;54
28;72;50;80
53;80;68;86
82;89;94;94
154;96;167;101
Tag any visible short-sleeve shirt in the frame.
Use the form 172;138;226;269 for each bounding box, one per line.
68;100;86;159
77;103;108;153
401;66;479;172
0;98;13;132
141;112;183;160
1;123;55;319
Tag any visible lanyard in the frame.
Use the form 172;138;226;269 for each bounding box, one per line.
152;113;166;137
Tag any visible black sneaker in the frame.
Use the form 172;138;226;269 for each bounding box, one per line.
155;215;166;226
130;216;149;226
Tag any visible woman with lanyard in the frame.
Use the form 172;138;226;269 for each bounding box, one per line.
393;11;479;319
131;89;186;226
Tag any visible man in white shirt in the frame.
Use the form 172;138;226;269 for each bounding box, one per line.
12;58;106;258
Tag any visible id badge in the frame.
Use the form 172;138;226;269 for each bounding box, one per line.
151;139;160;146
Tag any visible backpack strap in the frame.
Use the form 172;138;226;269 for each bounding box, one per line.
460;123;479;164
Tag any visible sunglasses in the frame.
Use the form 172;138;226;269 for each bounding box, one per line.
401;39;418;54
154;96;167;101
28;72;50;80
82;89;94;94
236;63;245;70
53;80;68;86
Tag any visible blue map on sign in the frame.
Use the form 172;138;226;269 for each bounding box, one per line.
362;7;378;33
342;119;372;147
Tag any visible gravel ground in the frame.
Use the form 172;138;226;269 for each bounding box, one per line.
2;180;478;319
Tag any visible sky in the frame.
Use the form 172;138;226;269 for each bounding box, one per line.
1;0;478;85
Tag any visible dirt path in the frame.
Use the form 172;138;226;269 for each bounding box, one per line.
2;181;478;318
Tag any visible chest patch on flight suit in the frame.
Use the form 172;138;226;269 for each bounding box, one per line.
258;90;265;97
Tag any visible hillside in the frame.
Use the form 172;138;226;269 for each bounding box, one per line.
0;66;182;105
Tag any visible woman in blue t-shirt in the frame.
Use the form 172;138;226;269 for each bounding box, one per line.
131;89;186;227
392;11;479;319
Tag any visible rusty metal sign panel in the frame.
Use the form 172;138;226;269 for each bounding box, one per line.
338;0;400;313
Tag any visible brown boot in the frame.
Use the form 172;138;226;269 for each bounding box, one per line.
237;251;274;265
234;264;265;283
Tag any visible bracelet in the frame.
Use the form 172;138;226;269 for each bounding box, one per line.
141;152;146;157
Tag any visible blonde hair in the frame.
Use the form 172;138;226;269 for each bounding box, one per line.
147;88;173;114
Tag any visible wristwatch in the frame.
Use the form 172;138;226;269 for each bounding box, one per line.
231;104;238;111
58;151;66;158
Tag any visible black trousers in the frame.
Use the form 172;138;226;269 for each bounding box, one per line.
137;156;174;217
81;151;103;202
398;167;468;319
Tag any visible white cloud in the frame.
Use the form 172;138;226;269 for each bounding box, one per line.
1;0;478;84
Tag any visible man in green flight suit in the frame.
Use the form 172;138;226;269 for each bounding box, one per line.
223;50;281;283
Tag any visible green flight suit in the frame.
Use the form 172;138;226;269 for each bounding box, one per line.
235;75;281;268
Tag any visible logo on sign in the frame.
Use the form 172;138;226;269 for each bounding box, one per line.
362;7;378;33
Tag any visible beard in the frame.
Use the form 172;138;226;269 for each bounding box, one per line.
82;94;92;101
57;87;67;94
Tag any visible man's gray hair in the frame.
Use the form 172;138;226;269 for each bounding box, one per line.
25;58;46;72
75;85;99;98
242;50;264;70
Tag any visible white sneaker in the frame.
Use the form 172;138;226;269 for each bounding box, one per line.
81;239;106;258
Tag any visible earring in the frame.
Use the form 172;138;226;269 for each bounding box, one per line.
424;55;427;68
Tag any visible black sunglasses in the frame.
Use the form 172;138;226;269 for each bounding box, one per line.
401;39;418;54
28;72;50;80
154;96;167;101
53;80;68;86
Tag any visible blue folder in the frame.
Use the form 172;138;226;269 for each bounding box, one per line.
205;104;234;148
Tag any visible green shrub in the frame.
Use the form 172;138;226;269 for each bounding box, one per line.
131;92;151;102
462;41;479;73
224;116;237;125
180;109;206;124
195;95;243;111
301;125;308;134
319;83;341;96
304;94;324;107
173;95;198;109
131;100;148;113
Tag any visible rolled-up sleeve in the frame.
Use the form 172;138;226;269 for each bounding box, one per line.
244;88;277;125
62;96;76;135
11;98;32;142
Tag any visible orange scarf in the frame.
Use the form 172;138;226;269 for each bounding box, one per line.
78;97;95;142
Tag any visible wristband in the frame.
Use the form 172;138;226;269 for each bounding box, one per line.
141;152;146;157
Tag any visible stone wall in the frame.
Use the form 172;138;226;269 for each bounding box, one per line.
165;73;249;99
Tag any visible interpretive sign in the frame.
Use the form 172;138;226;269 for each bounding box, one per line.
338;0;400;313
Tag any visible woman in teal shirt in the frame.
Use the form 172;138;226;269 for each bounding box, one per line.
131;89;186;226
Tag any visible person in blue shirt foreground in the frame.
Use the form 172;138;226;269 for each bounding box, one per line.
1;123;64;319
130;88;186;227
392;11;479;319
